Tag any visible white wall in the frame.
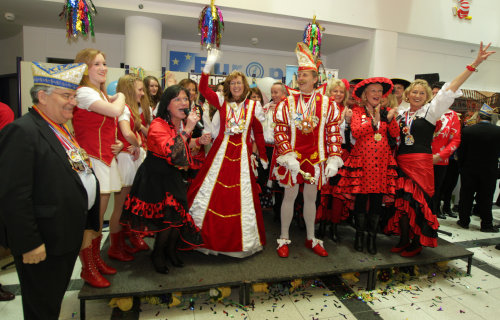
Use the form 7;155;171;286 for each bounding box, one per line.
181;0;500;47
22;26;126;67
0;31;23;75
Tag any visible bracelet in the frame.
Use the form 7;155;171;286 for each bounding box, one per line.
195;137;202;146
466;64;478;72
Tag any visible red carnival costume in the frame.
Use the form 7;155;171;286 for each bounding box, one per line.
187;72;268;258
271;42;343;258
432;110;461;166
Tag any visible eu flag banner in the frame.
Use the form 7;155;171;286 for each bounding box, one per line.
169;51;200;72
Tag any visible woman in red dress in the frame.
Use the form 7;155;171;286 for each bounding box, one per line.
188;50;268;258
120;85;203;273
386;42;495;257
336;77;399;254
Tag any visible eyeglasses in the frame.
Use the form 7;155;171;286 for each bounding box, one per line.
230;81;243;86
172;97;189;103
52;91;77;101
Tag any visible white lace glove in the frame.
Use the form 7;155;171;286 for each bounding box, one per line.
325;156;343;178
203;49;220;74
250;153;258;177
277;152;300;182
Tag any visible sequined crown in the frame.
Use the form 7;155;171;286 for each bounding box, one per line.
32;62;87;90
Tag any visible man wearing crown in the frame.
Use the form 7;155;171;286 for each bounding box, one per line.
0;62;100;319
271;42;343;258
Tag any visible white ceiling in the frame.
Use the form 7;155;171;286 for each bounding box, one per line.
0;0;366;55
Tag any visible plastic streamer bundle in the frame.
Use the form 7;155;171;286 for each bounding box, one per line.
129;67;145;80
302;16;324;58
198;0;224;50
59;0;97;38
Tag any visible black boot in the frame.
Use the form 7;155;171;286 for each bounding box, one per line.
317;221;327;239
151;231;169;274
354;213;366;252
165;229;184;268
367;215;380;255
329;223;340;242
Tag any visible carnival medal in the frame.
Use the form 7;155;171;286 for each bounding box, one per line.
374;133;382;141
404;134;415;146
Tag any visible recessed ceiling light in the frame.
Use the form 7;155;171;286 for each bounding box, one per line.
4;12;16;21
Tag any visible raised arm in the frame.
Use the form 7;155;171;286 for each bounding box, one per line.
448;42;496;93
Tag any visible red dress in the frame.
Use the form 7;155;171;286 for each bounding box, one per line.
187;73;268;257
336;106;399;196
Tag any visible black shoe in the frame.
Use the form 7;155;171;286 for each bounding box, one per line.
354;231;364;252
442;206;452;216
456;220;469;229
452;206;459;213
151;252;169;274
480;226;499;233
436;212;447;219
448;211;458;218
495;244;500;250
367;235;377;255
329;223;341;243
0;285;15;301
316;221;326;239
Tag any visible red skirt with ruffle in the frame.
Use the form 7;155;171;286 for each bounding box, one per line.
384;153;439;247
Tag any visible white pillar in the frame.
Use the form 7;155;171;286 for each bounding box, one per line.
369;29;398;77
125;16;162;71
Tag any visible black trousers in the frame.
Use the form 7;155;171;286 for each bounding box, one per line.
431;165;448;214
14;248;80;320
458;169;497;228
441;158;460;209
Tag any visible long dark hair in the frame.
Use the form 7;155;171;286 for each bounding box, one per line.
156;85;190;123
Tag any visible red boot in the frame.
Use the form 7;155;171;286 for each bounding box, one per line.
92;236;117;275
122;225;145;253
108;231;134;261
128;232;150;251
79;246;110;288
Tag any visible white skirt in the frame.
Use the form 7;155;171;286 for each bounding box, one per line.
116;151;143;187
90;157;122;193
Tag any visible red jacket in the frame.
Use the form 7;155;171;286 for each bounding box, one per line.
431;110;461;165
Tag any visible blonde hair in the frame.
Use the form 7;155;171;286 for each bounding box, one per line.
326;79;348;106
116;74;150;131
404;79;433;105
223;71;250;103
74;48;107;99
383;93;398;110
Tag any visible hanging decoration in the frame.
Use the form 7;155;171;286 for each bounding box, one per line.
302;15;324;58
129;67;145;80
59;0;97;38
452;0;472;20
198;0;224;50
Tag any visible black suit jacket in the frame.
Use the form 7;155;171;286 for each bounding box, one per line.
0;108;100;256
458;121;500;175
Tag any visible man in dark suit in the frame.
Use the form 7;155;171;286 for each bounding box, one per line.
0;62;99;319
457;104;500;232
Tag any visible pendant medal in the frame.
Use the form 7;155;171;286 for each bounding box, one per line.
374;133;382;142
301;119;313;134
405;135;415;146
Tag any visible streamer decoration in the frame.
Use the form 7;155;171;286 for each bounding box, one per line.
59;0;97;38
302;15;324;58
198;0;224;50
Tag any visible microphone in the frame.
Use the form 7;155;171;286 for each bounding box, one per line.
182;108;204;129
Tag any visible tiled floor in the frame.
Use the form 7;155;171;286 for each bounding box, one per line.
1;206;500;320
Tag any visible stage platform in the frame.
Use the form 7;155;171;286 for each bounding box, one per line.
78;214;473;319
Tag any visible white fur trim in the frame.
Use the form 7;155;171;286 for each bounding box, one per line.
277;238;291;249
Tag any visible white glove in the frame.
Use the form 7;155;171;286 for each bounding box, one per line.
203;49;220;74
260;158;269;170
325;156;343;178
277;152;300;181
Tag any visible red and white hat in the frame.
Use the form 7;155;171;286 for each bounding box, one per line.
296;42;321;72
